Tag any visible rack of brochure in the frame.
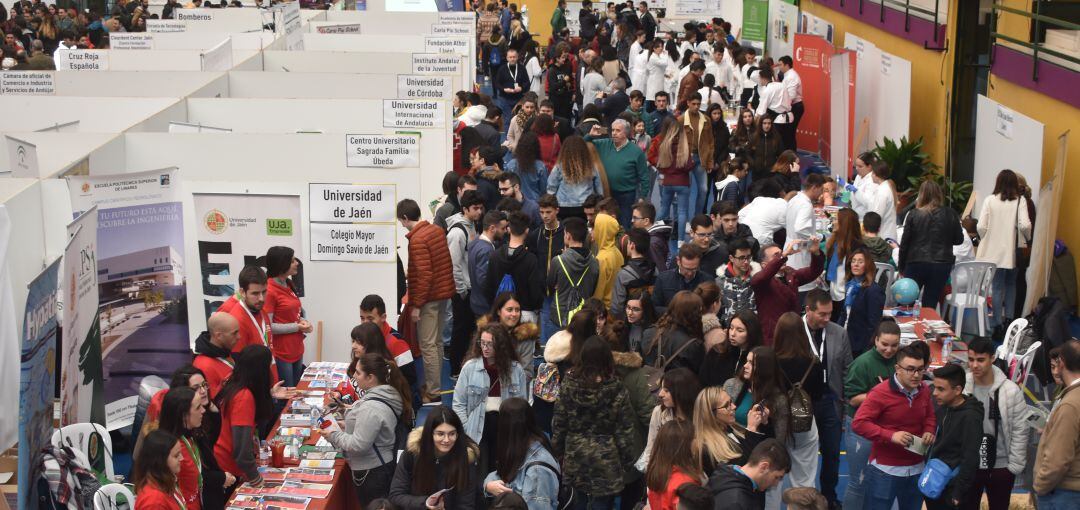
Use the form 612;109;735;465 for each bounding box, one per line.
226;361;351;510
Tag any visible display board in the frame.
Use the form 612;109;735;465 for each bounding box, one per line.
61;208;106;427
17;257;59;510
973;95;1043;211
843;33;911;158
793;33;834;157
767;0;798;60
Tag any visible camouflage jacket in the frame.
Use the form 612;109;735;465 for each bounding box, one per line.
551;373;638;495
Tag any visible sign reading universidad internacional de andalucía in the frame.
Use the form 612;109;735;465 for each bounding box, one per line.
383;99;446;129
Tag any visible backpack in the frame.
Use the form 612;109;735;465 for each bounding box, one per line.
642;334;701;396
554;257;589;326
523;460;574;510
624;263;655;297
532;362;561;403
783;359;816;433
497;273;517;295
489;46;504;67
368;397;412;466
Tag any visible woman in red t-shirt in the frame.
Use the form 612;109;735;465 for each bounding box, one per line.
160;386;237;510
214;345;277;488
138;365;213;457
645;421;704;510
263;246;313;388
134;430;185;510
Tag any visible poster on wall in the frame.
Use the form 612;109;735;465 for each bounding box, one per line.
67;168;188;430
767;0;798;61
191;193;304;333
799;12;834;44
18;256;60;510
61;208;106;427
793;33;834;157
741;0;768;43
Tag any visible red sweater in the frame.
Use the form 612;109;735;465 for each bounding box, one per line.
264;278;305;363
647;468;698;510
135;484;182;510
538;133;561;171
852;377;936;468
750;252;825;343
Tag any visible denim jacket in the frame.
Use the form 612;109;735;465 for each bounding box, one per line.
546;164;604;208
484;442;561;510
452;358;528;443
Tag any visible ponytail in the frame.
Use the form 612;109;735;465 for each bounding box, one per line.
357;353;414;423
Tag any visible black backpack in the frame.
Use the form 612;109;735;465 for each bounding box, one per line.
369;398;412;466
1029;296;1071;386
523;460;574;510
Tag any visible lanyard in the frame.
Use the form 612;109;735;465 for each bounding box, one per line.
172;489;188;510
236;293;269;347
508;64;519;85
803;316;827;383
217;357;234;370
180;436;203;494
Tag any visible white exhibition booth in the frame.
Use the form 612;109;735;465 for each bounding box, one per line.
191;70;462;101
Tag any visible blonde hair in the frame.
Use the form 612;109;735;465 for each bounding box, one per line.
657;120;690;169
556;136;596;184
691;386;744;466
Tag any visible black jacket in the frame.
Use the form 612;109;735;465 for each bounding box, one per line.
640;11;657;42
474;120;501;150
928;395;985;504
655;326;704;375
579;8;599;40
700;240;729;280
898;206;964;271
493;62;531;102
844;282;886;356
389;448;480;510
714;223;760;261
651;268;711;316
486;242;546;312
699;347;746;388
194;331;232;359
708;464;764;510
598;90;631;127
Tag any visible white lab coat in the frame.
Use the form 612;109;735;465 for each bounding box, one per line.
849;172;878;218
739;196;789;247
706;60;739;100
644;53;670;100
526;56;543;101
784;192;816;291
628;45;649;94
867;180;898;242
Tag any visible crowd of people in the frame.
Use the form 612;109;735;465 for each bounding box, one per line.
106;3;1077;510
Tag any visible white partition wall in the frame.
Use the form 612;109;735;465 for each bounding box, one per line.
171;8;267;32
0;132;120;177
843;34;912;155
0;179;49;340
260;50;427;73
201;71;461;99
42;71;224;97
0;97;184;133
973;95;1044;210
138;32;278;51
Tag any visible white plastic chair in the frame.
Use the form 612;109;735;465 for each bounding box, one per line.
995;318;1029;362
943;261;996;338
52;423;115;479
876;262;898;306
93;484;135;510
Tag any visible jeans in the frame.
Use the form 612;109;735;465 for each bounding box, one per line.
611;189;637;228
659;184;690;257
540;295;558;345
863;465;922;510
990;267;1017;329
572;492;614;510
843;416;873;510
903;261;953;311
417;299;448;395
961;468;1015;510
1038;489;1080;510
497;97;518;132
274;358;304;388
814;395;843;503
688;156;705;215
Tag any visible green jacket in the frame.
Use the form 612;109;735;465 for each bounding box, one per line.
614;350;655;483
843;348;896;418
585;135;650;197
552;372;638;496
624;107;657;137
550;7;566;33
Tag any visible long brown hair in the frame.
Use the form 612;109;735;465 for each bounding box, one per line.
655;291;705;343
357;353;414;423
465;323;518;384
657;117;690;169
772;312;813;360
771;150;798;174
133;430;178;493
645;420;702;492
412;407;474;495
915;179;944;210
991;169;1021;201
557;135;596;184
845;247;878;288
825;208;861;263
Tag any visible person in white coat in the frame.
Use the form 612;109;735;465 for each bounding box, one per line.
705;45;738;102
964;338;1031;510
644;40;670;111
975;169;1032;330
847;152;878;218
627;31;649;95
866;160;898;243
785;174;827;294
740;177;789;247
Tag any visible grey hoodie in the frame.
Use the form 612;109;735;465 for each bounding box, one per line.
327;384;404;471
445;212;477;296
546;247;599;328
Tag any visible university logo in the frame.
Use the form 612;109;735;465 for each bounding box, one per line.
204;209;228;235
81;182;90;194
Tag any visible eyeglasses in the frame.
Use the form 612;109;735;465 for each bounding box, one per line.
625;305;642;313
714;400;735;412
897;365;926;375
191;381;210;390
692;231;711;239
478;340;495;349
631;216;644;222
732;255;752;261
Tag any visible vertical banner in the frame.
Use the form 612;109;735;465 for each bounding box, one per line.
61;209;106;427
18;257;60;510
828;51;853;176
1;207;19;451
191;194;303;334
67;169;187;430
767;0;799;62
793;33;834;156
741;0;769;45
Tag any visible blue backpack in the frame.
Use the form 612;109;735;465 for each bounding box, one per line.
496;273;516;295
489;46;504;67
918;458;959;499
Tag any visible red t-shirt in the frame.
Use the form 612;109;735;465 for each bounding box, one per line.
213;388;256;479
146;389;168;424
135;484;183;510
177;437;202;510
217;295;279;384
192;354;233;400
646;468;698;510
380;322;414;369
264;278;305;363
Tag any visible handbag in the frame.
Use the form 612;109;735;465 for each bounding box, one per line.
918;458;960;499
1015;198;1032;260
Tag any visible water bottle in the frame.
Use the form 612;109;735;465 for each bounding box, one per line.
258;440;270;467
942;336;953;363
310;406;322;430
913;299;922;320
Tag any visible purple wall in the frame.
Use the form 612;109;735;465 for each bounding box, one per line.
991;45;1080;110
813;0;949;49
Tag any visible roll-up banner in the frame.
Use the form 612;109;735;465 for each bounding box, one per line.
61;208;106;428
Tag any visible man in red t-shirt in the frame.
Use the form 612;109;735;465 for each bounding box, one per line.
216;266;279;384
192;312;240;399
360;294;420;405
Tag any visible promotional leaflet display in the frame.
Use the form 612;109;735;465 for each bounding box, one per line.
345;134;419;168
67;168;188;430
383;99;446;128
17;256;59;510
192;193;303;322
1;71;55;95
61;208;106;427
309;183;396;263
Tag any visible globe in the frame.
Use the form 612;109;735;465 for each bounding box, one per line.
892;278;921;306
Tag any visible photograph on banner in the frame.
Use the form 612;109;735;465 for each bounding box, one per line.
67;168;187;429
191;193;304;334
18;257;60;510
61;208;106;427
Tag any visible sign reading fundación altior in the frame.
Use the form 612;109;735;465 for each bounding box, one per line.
345;134;419;168
309;183;396;262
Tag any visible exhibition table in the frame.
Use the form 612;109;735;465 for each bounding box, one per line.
893;307;963;369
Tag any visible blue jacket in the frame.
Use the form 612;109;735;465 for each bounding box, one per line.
468;236;498;315
484;442;561;510
845;281;886;355
452;357;528;443
651;268;712;316
547;164;603;208
505;159;550;203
